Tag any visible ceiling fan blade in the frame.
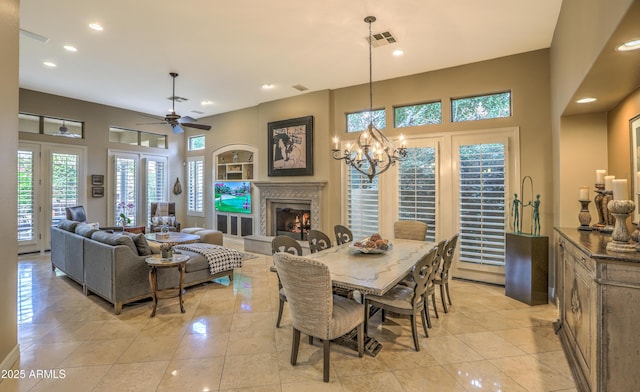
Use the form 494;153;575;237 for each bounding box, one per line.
177;116;196;124
172;124;184;134
136;121;166;125
182;122;212;131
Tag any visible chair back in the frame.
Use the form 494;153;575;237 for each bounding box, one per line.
65;206;87;223
440;233;459;280
334;225;353;245
150;202;176;217
273;252;333;339
308;230;332;253
410;246;440;306
394;220;428;241
272;235;303;255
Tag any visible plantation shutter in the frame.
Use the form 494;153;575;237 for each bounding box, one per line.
114;156;138;226
347;165;379;239
18;150;35;242
187;157;204;215
51;152;80;225
146;158;167;223
457;142;507;266
398;146;437;242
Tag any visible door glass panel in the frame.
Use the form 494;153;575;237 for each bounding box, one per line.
51;152;80;225
115;157;138;226
18;150;35;241
398;146;437;242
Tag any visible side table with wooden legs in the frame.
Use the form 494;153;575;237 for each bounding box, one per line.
145;254;190;317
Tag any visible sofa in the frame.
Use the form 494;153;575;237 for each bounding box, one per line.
51;220;242;314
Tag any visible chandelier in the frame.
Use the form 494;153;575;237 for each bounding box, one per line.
332;16;407;182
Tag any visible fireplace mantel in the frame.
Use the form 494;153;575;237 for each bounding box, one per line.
253;181;327;236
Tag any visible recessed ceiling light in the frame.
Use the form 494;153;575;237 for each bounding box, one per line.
63;45;77;52
89;23;104;31
392;49;404;56
576;97;597;104
617;39;640;52
262;84;274;90
200;100;214;106
43;61;56;68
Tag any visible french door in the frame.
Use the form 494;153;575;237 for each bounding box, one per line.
18;142;85;254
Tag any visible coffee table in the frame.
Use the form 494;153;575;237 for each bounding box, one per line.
145;254;190;317
145;232;199;246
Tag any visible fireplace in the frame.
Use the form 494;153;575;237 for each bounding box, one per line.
253;181;326;237
273;202;311;240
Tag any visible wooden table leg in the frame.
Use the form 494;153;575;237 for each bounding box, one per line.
149;266;158;317
178;263;186;313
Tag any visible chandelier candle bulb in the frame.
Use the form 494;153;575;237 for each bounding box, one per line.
596;169;606;184
612;179;628;200
604;175;615;191
332;136;339;151
579;186;589;201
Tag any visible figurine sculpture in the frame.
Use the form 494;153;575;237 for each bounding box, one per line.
512;193;521;233
533;194;541;236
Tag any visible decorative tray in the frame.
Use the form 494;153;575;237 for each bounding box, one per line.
350;235;392;254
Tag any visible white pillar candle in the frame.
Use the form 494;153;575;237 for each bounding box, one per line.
613;179;628;200
596;169;606;184
579;186;589;201
604;175;615;191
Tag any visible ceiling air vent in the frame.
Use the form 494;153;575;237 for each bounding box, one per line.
367;30;397;47
191;110;205;115
167;96;188;103
292;84;309;92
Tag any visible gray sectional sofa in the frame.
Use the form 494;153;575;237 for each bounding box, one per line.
51;220;240;314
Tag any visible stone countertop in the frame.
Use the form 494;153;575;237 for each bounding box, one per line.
555;227;640;263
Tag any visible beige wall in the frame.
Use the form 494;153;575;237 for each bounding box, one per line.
1;0;19;373
608;87;640;190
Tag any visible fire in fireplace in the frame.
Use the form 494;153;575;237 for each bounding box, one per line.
276;207;311;240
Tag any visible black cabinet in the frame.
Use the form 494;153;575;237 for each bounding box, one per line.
505;232;549;305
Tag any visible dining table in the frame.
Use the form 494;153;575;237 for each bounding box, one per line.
304;238;436;355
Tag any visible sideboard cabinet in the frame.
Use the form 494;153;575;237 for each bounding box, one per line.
555;228;640;391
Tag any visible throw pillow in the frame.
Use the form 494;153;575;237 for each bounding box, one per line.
123;232;152;256
75;223;98;238
58;219;79;232
90;231;138;255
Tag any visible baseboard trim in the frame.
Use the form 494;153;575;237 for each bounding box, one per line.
0;344;20;377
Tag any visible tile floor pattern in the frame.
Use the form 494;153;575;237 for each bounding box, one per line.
3;250;577;392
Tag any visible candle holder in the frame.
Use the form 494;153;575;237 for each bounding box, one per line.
593;184;605;230
578;200;592;231
600;191;615;233
606;199;636;252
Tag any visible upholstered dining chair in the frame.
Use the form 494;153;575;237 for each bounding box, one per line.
271;235;303;328
394;220;428;241
334;224;353;245
273;252;364;382
434;233;459;313
65;206;87;223
307;230;332;253
365;245;440;351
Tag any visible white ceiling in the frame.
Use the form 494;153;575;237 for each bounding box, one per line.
19;1;563;120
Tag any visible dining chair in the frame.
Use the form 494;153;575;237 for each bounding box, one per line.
334;224;353;245
394;220;428;241
273;252;364;382
365;245;440;351
271;235;303;328
307;230;332;253
433;233;459;313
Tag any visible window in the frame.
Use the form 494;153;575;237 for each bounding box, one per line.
346;109;386;132
19;113;84;138
145;158;168;223
451;92;511;122
109;127;166;149
114;156;138;226
395;102;442;128
457;142;507;266
51;153;80;225
18;113;40;134
347;164;379;239
398;146;437;242
17;150;35;241
187;156;205;216
188;135;205;151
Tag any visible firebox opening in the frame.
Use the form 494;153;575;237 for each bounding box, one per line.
276;207;311;241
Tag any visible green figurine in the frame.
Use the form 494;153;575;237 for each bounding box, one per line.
512;193;521;232
533;194;541;236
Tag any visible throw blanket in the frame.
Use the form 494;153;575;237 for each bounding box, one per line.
174;243;243;275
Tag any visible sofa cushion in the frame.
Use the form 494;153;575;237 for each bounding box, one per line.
75;223;99;238
123;232;152;256
58;219;80;232
91;231;138;255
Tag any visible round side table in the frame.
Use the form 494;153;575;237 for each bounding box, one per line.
145;254;190;317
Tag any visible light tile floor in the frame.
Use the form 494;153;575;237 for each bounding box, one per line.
3;250;576;391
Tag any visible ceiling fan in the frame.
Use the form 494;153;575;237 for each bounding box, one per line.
155;72;211;134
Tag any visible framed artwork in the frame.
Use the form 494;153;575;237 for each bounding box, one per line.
92;187;104;198
91;174;104;186
630;114;640;222
267;115;314;177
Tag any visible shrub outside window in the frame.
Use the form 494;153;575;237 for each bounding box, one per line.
188;135;205;151
451;92;511;122
395;102;442;128
346;109;386;133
